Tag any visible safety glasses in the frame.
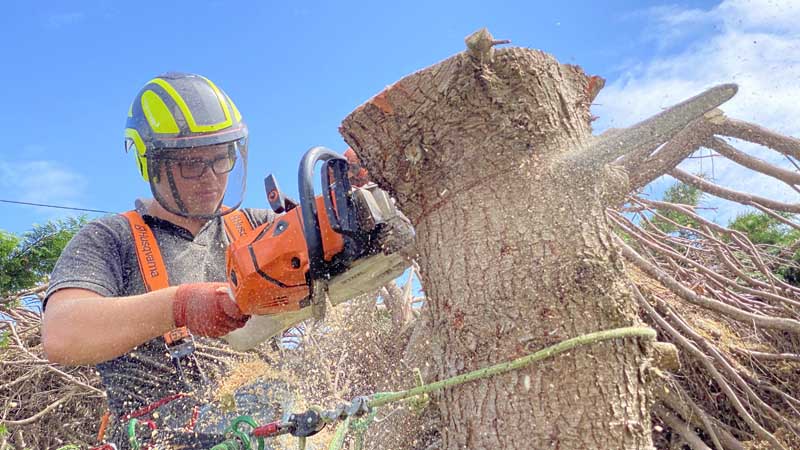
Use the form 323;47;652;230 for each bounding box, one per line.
156;149;238;180
172;154;238;179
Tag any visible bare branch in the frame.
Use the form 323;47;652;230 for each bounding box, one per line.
671;168;800;213
635;198;800;287
705;231;800;301
728;233;800;294
748;202;800;231
623;116;713;191
635;197;725;233
706;136;800;187
0;394;73;426
632;284;788;450
654;404;713;450
564;84;737;170
732;348;800;363
716;117;800;161
7;323;104;395
0;371;37;391
616;235;800;332
664;300;799;435
656;383;734;450
610;212;800;308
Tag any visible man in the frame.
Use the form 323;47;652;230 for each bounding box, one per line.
42;72;296;449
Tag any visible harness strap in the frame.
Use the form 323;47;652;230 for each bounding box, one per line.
121;209;253;290
121;211;170;292
96;410;111;444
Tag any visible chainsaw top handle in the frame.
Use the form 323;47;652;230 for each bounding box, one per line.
298;146;357;279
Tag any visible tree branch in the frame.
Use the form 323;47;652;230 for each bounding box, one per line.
563;84;737;170
631;284;787;450
653;404;713;450
735;347;800;363
704;229;799;301
664;299;799;435
610;211;800;308
6;323;104;395
715;117;800;161
748;201;800;231
671;168;800;213
706;136;800;187
616;235;800;332
656;383;734;450
635;197;800;280
622;116;713;191
0;394;73;426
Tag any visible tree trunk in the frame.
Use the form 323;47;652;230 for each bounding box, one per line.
341;30;656;449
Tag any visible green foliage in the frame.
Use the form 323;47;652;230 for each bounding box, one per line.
0;423;6;437
0;216;87;296
651;180;703;237
728;210;800;285
728;211;800;247
0;330;9;348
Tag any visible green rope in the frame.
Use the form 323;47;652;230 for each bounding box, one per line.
367;326;655;409
128;418;141;450
222;326;656;450
352;431;365;450
328;417;351;450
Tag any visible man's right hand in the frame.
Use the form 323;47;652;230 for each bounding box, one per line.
173;282;249;337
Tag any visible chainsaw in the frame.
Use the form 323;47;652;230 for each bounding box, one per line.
222;147;413;350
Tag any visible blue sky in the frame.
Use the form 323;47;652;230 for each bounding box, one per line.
1;0;797;234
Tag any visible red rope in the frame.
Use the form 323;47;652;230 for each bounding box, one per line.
120;393;192;421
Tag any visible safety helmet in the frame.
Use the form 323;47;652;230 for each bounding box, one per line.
124;72;248;219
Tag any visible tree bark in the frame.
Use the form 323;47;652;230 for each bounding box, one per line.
341;30;657;449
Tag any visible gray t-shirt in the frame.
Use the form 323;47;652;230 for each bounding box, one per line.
44;200;272;418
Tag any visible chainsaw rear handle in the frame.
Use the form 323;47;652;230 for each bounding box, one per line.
298;146;356;279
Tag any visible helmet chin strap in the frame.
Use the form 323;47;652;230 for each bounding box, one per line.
148;159;192;218
165;165;190;216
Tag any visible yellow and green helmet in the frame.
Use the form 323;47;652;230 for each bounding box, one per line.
125;72;248;218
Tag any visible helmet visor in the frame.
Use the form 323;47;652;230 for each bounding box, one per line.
146;139;247;219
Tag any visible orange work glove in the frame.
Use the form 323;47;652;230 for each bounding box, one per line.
173;282;249;337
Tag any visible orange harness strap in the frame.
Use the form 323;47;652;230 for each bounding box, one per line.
96;409;111;443
122;209;252;290
121;211;170;292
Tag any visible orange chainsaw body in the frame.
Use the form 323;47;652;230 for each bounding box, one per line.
226;195;345;316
